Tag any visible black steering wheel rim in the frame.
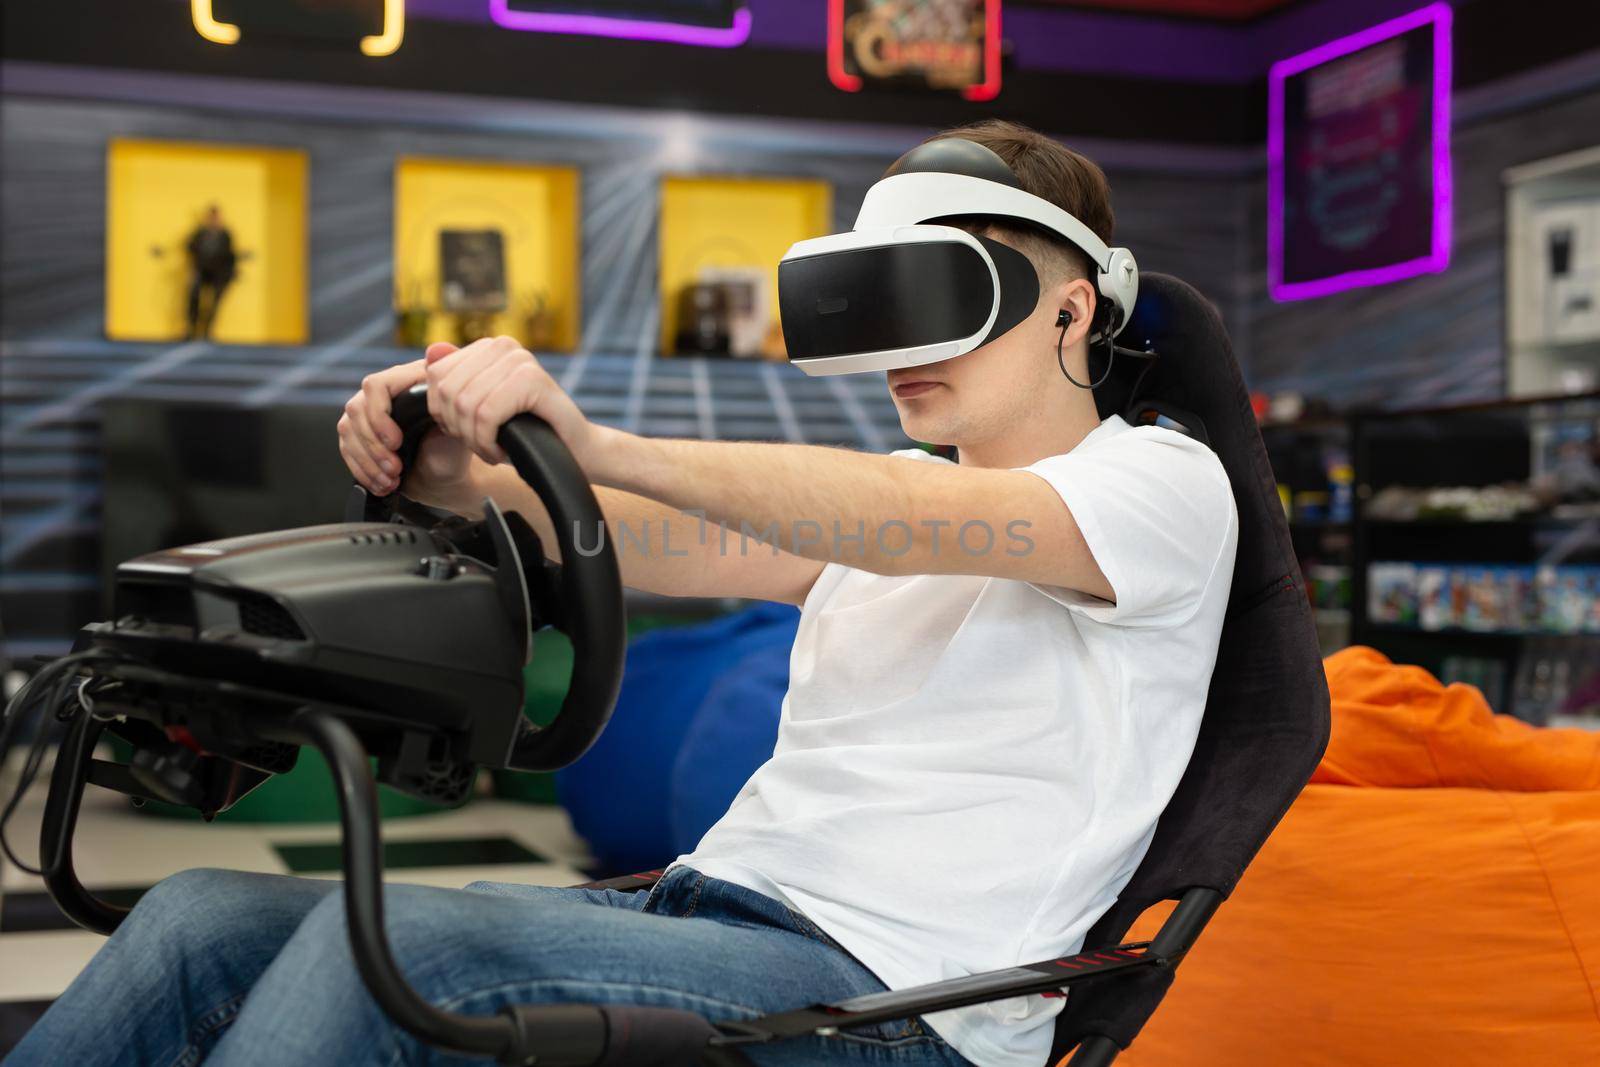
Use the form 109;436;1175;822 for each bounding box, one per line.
363;384;625;772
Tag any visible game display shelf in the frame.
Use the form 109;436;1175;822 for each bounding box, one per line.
1264;392;1600;727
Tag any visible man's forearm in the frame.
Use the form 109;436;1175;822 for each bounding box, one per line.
591;429;1053;579
440;460;820;603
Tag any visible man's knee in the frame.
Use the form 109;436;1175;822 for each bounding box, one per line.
132;867;245;919
110;869;250;958
127;868;331;952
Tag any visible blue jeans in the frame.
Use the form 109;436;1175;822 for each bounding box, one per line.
6;865;973;1067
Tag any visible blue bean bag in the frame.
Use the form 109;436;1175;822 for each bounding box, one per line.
669;638;791;856
557;602;798;874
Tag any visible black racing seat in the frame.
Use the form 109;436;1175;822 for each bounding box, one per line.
1046;271;1333;1064
574;272;1332;1067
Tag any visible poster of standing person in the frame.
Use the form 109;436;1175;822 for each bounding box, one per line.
828;0;1001;100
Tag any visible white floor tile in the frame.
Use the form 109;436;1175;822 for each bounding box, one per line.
0;931;107;1001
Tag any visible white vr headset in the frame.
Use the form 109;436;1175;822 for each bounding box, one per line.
778;140;1139;377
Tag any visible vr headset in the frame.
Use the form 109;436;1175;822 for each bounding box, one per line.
778;139;1139;377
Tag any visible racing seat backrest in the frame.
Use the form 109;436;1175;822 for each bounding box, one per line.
1051;273;1332;1062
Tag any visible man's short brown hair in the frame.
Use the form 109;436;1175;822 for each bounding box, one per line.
916;119;1115;289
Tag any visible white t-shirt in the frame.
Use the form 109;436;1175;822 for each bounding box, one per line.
671;415;1238;1066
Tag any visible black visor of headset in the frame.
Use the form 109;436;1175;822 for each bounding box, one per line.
778;226;1041;375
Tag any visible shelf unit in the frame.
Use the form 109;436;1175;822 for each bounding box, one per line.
1262;391;1600;726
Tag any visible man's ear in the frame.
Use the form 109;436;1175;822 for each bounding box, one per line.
1053;278;1098;348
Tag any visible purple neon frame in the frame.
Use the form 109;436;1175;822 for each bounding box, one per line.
488;0;751;47
1267;2;1453;302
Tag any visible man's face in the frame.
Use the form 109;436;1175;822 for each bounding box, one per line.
885;233;1096;448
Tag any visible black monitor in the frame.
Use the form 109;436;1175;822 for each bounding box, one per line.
100;399;353;612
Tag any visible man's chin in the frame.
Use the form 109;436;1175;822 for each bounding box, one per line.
894;412;956;449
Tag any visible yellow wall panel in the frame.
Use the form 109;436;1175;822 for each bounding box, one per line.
659;175;832;355
393;157;580;351
106;139;307;344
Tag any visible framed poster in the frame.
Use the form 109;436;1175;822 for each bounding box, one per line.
1267;3;1452;302
439;229;509;314
829;0;1002;101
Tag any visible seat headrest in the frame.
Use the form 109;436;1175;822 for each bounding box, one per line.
1092;272;1280;602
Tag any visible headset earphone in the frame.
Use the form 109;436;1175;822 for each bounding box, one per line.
1055;307;1158;392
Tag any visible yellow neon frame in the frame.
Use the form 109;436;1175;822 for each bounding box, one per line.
189;0;239;45
361;0;406;57
189;0;404;56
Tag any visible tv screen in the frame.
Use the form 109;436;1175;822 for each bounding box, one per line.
100;400;354;611
1268;3;1452;301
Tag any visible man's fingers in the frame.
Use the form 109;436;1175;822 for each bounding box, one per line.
427;337;499;436
362;360;425;452
469;347;549;462
342;360;424;479
424;336;537;453
425;343;469;432
456;350;524;461
346;388;399;477
468;360;549;464
359;373;399;451
339;436;390;495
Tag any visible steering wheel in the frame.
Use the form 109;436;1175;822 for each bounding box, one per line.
355;383;625;773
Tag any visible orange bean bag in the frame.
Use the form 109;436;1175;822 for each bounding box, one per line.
1116;646;1600;1067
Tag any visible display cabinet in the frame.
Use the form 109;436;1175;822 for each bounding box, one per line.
105;138;308;344
1349;392;1600;726
393;157;581;350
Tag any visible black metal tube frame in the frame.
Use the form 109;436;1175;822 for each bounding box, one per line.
40;703;615;1066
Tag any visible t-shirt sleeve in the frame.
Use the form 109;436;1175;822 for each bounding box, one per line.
1022;428;1236;628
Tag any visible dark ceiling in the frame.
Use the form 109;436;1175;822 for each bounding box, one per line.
5;1;1598;148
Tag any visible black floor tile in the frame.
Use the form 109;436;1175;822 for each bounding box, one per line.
273;835;545;873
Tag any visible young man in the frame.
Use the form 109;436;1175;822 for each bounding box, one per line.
11;121;1235;1067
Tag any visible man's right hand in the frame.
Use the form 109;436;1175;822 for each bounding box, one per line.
336;342;478;511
